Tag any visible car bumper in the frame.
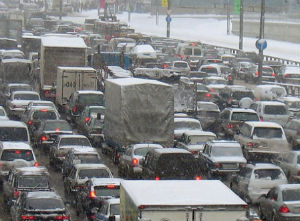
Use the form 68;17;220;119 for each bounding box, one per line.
277;214;300;221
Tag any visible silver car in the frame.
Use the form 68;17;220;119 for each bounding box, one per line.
275;151;300;182
258;184;300;221
230;163;287;203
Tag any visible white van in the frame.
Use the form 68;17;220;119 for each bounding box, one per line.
0;120;30;144
253;85;287;101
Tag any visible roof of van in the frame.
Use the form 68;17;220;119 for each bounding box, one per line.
41;36;87;48
0;120;27;128
245;121;282;128
57;66;96;71
121;180;246;206
1;142;32;150
153;148;190;154
106;78;170;87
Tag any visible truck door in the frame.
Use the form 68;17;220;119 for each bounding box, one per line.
62;71;78;104
80;71;97;90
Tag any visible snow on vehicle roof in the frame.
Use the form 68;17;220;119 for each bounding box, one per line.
1;142;32;150
184;130;216;137
154;148;190;154
41;36;87;48
132;44;155;53
257;101;286;106
279;96;300;102
58;134;88;139
7;83;31;87
74;163;109;169
14;166;48;175
245;121;283;128
27;191;61;199
76;90;104;95
72;147;98;154
230;108;257;113
121;180;246;206
132;144;163;149
278;184;300;191
12;91;39;95
174;118;200;123
22;35;41;39
209;140;241;148
107;66;132;78
0;120;27;128
90;178;122;186
249;163;282;170
57;66;95;71
106;77;170;87
1;58;32;64
256;84;285;89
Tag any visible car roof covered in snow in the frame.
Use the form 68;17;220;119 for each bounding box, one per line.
106;77;170;87
41;36;87;48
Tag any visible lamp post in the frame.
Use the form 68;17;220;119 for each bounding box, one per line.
239;0;244;50
258;0;265;84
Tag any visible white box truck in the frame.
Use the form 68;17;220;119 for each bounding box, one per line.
120;180;248;221
56;66;98;107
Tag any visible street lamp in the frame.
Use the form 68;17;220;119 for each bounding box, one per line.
258;0;265;84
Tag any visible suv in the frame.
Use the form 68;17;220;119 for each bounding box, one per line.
141;148;201;180
234;121;289;161
0;142;39;187
218;108;259;138
198;141;246;178
0;120;30;144
76;178;122;220
3;166;50;209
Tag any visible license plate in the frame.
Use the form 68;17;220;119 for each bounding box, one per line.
222;164;237;169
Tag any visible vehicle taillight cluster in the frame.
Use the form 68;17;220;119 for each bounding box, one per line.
20;215;35;220
132;158;139;166
89;190;96;199
56;215;69;220
14;190;19;198
279;205;290;213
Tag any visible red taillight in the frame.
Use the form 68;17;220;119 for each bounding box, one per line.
155;176;160;180
90;215;95;219
40;136;47;141
14;190;19;198
228;97;233;102
205;93;211;98
56;216;69;220
84;117;90;123
260;116;263;121
228;75;232;80
195;176;201;180
285;73;289;78
15;150;20;154
21;215;35;220
162;64;168;69
190;150;197;155
132;158;139;166
210;88;215;92
27;120;33;125
239;163;245;168
34;162;40;167
214;163;221;168
248;142;253;147
89;190;96;199
297;171;300;176
72;106;77;113
116;153;120;157
279;205;290;213
41;109;48;112
227;123;232;129
55;128;60;132
179;55;184;59
272;72;276;77
45;90;50;95
107;184;116;189
255;71;259;76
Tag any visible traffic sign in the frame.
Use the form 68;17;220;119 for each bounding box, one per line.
256;39;267;51
166;15;171;23
234;0;240;14
161;0;168;7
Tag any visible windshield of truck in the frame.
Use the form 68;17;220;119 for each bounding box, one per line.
0;127;28;142
18;176;49;188
254;169;284;180
13;94;39;100
253;127;283;139
231;112;259;121
211;146;243;157
94;186;120;198
174;121;201;130
0;149;34;161
59;138;91;147
264;105;287;115
110;204;120;215
44;121;72;131
74;154;101;164
26;198;65;210
282;189;300;201
78;94;104;106
33;110;57;120
189;135;215;145
232;91;254;100
78;169;110;179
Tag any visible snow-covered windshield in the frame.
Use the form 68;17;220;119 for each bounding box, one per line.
211;146;243;157
18;176;49;188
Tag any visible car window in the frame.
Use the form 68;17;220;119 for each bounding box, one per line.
211;146;243;157
254;169;285;180
78;94;104;106
0;127;28;142
253;127;283;139
0;149;34;161
74;154;101;164
231;112;259;121
239;167;252;179
44;121;72;131
59;138;91;146
78;168;111;179
94;186;120;198
264;105;287;115
32;111;57;120
13;94;39;100
18;176;49;188
26;198;65;210
174;121;201;130
282;189;300;201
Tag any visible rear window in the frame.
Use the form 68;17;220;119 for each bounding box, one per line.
44;121;71;131
197;111;219;118
201;67;218;75
189;135;215;145
253;127;283;138
14;94;39;100
26;198;65;210
60;138;91;146
134;147;160;157
74;154;101;164
78;168;110;179
0;127;28;142
231;112;259;121
78;94;104;106
264;105;287;115
32;111;57;120
94;186;120;198
211;146;243;157
220;67;231;75
282;189;300;201
18;175;49;188
174;62;188;68
232;91;254;100
1;149;34;161
174;121;201;130
254;169;284;180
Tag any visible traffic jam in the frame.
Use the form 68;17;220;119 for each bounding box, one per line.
1;1;300;221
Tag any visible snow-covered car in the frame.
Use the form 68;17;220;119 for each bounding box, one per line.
94;198;120;221
230;163;288;203
277;96;300;117
174;118;202;140
195;101;220;130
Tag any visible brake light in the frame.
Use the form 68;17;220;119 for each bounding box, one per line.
41;109;48;112
45;90;50;95
116;153;120;157
132;158;139;166
195;176;201;180
239;163;245;168
84;117;90;123
248;142;253;147
21;215;35;220
285;73;289;78
56;216;69;220
40;136;47;141
14;190;19;198
155;176;160;180
260;116;263;121
89;190;96;198
162;63;168;69
27;120;33;125
228;97;233;102
228;75;232;80
107;184;116;189
191;42;197;46
15;150;20;154
227;123;232;129
214;163;221;168
210;88;215;92
34;162;40;167
72;106;77;113
272;72;276;77
297;171;300;176
179;55;184;59
190;150;197;155
90;215;95;219
279;205;290;213
255;71;259;76
205;93;211;98
55;128;60;132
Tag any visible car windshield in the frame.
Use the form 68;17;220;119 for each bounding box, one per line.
0;127;28;142
110;204;120;215
174;62;188;68
44;121;72;131
264;105;287;115
0;149;34;161
254;169;284;180
33;111;57;120
282;189;300;201
211;146;243;157
75;154;101;164
78;169;110;179
60;138;90;146
26;198;65;210
231;112;259;121
189;135;215;144
174;121;200;130
13;94;39;100
78;94;104;106
94;186;120;198
232;91;254;100
253;127;283;138
18;176;49;188
134;147;161;157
